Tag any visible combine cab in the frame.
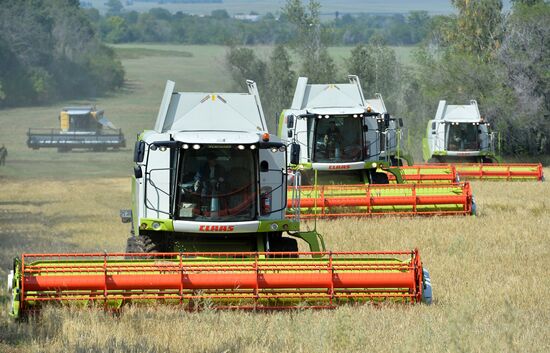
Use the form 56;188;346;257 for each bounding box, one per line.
280;76;474;217
27;107;126;152
422;100;543;181
8;80;432;318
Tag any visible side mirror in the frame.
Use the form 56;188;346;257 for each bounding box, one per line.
287;115;295;129
398;118;404;128
290;143;300;165
383;113;390;128
134;165;143;179
133;140;145;163
260;160;269;172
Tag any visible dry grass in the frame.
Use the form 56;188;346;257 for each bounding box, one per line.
0;175;549;353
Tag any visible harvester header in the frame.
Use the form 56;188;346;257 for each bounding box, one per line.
8;249;431;317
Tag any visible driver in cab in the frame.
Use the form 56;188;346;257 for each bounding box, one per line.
194;152;225;197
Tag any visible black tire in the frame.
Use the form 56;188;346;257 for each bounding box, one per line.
125;234;167;258
268;234;299;257
370;171;389;184
390;157;403;167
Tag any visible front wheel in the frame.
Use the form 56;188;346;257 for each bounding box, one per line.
125;233;169;258
370;171;389;184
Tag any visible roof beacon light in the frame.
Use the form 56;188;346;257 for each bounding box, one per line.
262;133;270;142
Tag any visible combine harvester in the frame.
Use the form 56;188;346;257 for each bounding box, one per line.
279;76;474;218
7;80;432;318
423;100;544;181
27;107;126;152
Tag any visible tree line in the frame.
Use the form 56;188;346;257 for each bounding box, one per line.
227;0;550;157
0;0;124;108
88;0;432;46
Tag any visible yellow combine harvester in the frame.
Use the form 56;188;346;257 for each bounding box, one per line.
27;107;126;152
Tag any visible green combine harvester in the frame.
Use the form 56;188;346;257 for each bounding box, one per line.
7;80;432;318
279;76;475;218
423;100;543;181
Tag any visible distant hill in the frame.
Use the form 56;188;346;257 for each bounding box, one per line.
86;0;512;15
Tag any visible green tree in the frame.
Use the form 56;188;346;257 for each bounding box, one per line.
444;0;503;61
498;2;550;154
0;0;124;107
346;44;400;102
265;45;296;131
225;47;267;92
283;0;336;82
106;0;123;16
105;16;131;43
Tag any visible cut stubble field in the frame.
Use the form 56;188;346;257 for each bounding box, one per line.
0;44;548;352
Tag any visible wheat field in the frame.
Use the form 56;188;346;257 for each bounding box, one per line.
0;44;548;352
0;176;549;353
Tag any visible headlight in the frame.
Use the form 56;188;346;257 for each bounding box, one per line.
192;144;201;150
270;223;279;231
152;222;161;230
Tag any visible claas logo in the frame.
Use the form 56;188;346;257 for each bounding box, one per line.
199;225;235;232
328;165;351;170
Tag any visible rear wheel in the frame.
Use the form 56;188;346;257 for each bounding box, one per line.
370;171;389;184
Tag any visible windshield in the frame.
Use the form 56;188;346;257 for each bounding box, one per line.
447;123;479;151
312;115;363;162
69;114;94;131
175;146;257;222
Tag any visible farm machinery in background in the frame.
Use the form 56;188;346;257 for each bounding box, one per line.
27;107;126;152
279;76;474;218
7;80;432;318
423;100;543;181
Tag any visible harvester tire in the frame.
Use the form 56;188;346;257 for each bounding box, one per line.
125;234;166;258
268;235;298;257
371;172;389;184
390;157;403;166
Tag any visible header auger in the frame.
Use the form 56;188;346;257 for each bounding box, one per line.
422;100;544;181
7;80;432;319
